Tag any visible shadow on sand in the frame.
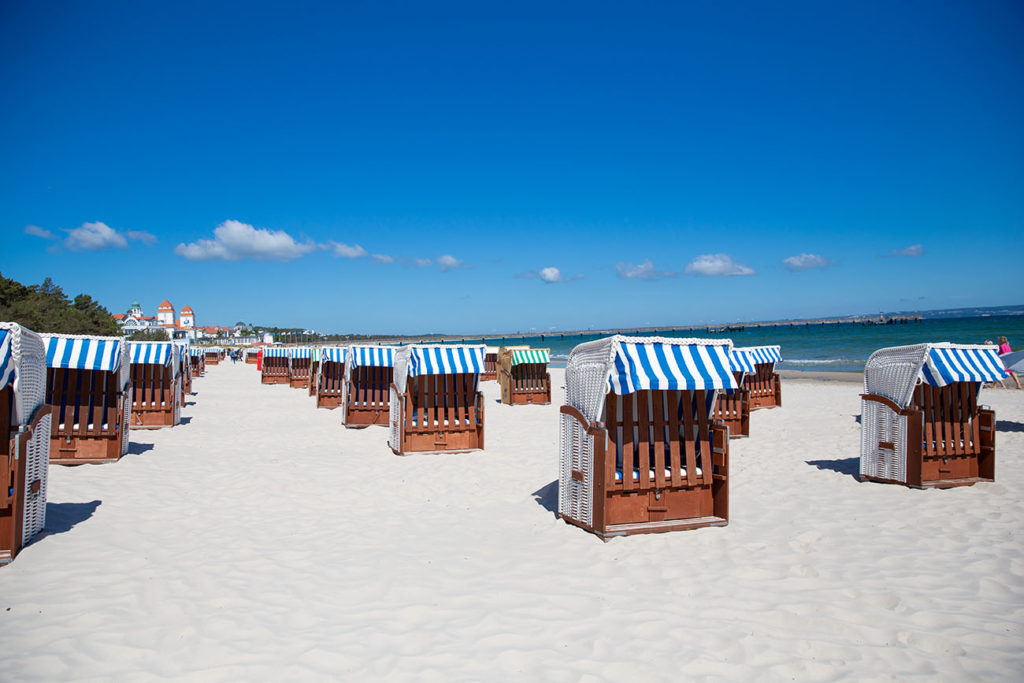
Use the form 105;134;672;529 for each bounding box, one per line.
806;458;860;480
179;417;192;425
127;442;155;456
997;420;1024;433
42;500;102;536
532;480;559;518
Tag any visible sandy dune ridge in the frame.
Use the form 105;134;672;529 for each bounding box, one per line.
1;362;1022;680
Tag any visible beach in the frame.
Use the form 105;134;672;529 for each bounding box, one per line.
2;362;1022;680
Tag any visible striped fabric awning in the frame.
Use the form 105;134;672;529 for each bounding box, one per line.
740;345;782;366
920;345;1008;387
205;346;223;353
511;348;550;366
0;330;13;390
130;342;173;366
246;348;259;356
189;347;203;356
408;346;484;377
351;346;394;368
290;347;313;359
609;340;738;394
729;349;756;374
263;347;289;358
45;336;124;372
322;348;347;363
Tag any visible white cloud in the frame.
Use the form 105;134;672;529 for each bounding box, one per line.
414;258;433;267
64;221;128;250
684;253;755;277
332;242;368;259
437;254;462;272
782;253;833;271
520;266;581;283
24;224;56;240
891;243;924;257
615;259;676;279
174;219;317;262
125;230;158;246
372;253;395;264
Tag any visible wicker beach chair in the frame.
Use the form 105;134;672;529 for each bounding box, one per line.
43;333;131;465
340;346;394;424
261;348;290;385
189;347;205;376
735;345;782;409
481;346;499;381
559;336;736;540
204;347;222;366
498;346;552;405
307;348;322;397
1;323;50;564
860;343;1006;489
389;345;485;454
288;347;314;389
712;348;754;438
174;343;192;402
312;348;345;408
245;348;259;365
129;342;181;429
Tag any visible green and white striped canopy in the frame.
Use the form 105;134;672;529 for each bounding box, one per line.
511;348;550;366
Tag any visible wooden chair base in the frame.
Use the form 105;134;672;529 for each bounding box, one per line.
480;371;497;381
860;474;992;489
246;358;257;365
392;429;483;454
344;405;388;426
262;376;289;385
289;378;310;389
317;395;343;409
50;436;122;465
504;390;551;405
131;409;176;429
562;513;727;541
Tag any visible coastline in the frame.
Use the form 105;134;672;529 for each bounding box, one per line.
778;368;862;383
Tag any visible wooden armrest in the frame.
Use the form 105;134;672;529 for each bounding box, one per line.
860;393;914;416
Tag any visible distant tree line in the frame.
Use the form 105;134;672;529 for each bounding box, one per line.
0;272;120;336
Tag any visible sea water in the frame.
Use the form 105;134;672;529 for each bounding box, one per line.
460;315;1024;372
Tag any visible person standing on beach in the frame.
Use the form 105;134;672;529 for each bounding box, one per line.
997;336;1021;389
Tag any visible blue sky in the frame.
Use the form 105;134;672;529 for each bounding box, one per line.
2;1;1022;334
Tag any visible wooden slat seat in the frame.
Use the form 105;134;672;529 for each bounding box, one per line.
500;363;551;405
47;368;127;464
745;364;781;409
562;389;729;539
712;375;750;437
391;373;484;453
289;357;311;389
261;356;290;385
342;365;391;423
129;363;179;429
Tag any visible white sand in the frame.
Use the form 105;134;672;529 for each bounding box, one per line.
2;364;1023;680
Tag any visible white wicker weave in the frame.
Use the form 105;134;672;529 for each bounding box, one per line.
0;323;50;550
558;335;734;527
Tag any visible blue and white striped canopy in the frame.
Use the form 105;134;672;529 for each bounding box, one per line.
921;346;1008;387
408;346;484;377
189;347;203;356
130;342;173;366
609;341;738;394
205;346;223;353
290;347;313;359
45;336;124;372
322;347;347;363
263;347;289;358
0;330;13;390
351;346;393;368
737;345;782;366
729;349;756;374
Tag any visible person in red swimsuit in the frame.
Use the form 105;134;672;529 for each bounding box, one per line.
997;336;1021;389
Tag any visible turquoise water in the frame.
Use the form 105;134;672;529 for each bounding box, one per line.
458;315;1024;372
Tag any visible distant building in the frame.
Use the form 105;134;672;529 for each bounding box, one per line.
114;299;199;340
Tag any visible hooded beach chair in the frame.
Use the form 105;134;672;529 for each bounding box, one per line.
313;348;346;408
261;347;290;385
498;346;552;405
43;333;131;464
860;343;1006;489
735;345;782;409
0;323;50;564
246;348;259;365
289;347;314;389
481;346;499;381
189;347;205;376
712;347;754;438
204;346;222;366
307;348;323;397
340;346;394;424
389;345;485;454
129;342;181;429
559;336;736;540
